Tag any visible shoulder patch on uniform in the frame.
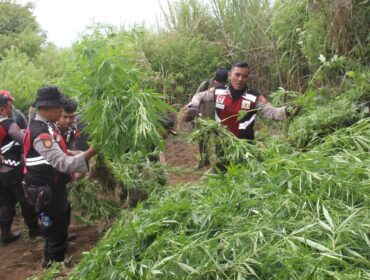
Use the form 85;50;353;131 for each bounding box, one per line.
216;95;225;104
241;100;251;110
39;133;53;149
42;138;52;149
215;89;229;96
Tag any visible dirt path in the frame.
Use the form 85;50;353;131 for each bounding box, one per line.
0;219;100;280
0;131;206;279
164;133;207;186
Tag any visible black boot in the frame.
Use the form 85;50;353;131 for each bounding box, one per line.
0;223;20;245
41;256;51;268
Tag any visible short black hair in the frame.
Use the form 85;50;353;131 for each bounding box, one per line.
214;68;228;83
63;99;77;113
231;61;250;70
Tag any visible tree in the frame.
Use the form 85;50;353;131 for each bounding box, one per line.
0;1;46;58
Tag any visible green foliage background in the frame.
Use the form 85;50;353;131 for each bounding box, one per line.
0;1;45;58
0;0;368;279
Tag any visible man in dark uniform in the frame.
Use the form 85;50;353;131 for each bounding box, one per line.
0;91;41;245
23;86;96;266
57;99;84;239
73;113;90;152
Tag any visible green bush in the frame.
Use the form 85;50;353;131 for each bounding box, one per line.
0;48;46;112
287;67;369;148
0;1;45;58
137;32;225;103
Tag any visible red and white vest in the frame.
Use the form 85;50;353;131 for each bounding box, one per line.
215;87;260;140
0;119;22;167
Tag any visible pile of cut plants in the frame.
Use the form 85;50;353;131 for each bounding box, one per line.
67;68;369;279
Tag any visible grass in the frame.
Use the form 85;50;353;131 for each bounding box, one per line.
67;60;369;279
69;115;370;279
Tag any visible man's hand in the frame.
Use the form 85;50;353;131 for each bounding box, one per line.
83;146;97;161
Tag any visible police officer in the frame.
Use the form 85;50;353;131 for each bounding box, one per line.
57;99;84;239
187;61;293;139
0;90;27;130
57;99;79;150
191;68;228;169
186;61;299;171
0;91;41;245
23;86;96;266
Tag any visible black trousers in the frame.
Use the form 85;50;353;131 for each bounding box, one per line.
0;168;37;226
42;183;69;262
43;210;69;262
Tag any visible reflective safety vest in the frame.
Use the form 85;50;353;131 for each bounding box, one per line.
23;119;70;186
214;87;260;140
0;119;22;167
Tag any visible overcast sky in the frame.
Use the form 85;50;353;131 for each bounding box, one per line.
17;0;166;47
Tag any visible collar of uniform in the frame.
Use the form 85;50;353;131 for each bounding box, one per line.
227;85;248;100
34;113;55;127
34;113;48;123
0;117;10;123
225;86;246;93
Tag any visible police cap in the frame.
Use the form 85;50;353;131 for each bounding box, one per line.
35;86;67;108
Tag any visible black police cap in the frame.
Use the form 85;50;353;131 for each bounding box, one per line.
35;86;67;108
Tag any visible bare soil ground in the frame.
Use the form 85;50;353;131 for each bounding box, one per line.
0;130;206;279
0;219;100;280
164;133;209;186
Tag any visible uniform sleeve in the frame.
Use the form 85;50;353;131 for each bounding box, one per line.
255;95;287;121
14;110;27;129
196;80;209;93
188;90;215;108
33;135;89;173
8;122;24;144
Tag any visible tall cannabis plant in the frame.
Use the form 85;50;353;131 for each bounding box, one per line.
61;25;172;160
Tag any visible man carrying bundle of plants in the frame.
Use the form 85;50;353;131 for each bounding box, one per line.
185;61;300;171
22;86;97;267
191;68;228;169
